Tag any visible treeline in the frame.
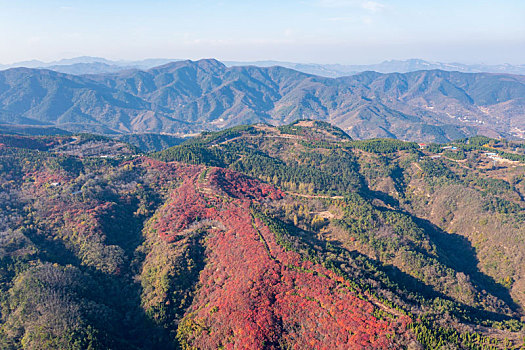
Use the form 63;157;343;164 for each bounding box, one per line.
278;120;352;141
232;149;363;195
410;317;516;350
155;139;364;195
154;144;226;167
348;138;419;154
116;133;185;152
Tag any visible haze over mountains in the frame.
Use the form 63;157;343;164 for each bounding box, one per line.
0;58;524;142
0;57;176;75
2;56;525;77
227;59;525;78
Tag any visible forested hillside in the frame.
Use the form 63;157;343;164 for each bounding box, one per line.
1;121;524;349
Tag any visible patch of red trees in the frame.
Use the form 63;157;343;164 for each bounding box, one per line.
151;163;411;348
209;168;284;201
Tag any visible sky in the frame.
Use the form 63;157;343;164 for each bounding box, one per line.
0;0;524;65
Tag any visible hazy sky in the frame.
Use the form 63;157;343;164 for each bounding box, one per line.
1;0;524;65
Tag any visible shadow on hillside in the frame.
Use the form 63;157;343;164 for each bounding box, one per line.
410;215;522;314
365;187;521;315
25;227;81;267
281;217;520;324
97;194;181;350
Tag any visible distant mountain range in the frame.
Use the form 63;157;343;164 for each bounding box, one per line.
1;56;525;77
0;59;524;142
0;56;177;75
227;59;525;78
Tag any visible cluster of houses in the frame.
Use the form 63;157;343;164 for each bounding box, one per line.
484;152;503;163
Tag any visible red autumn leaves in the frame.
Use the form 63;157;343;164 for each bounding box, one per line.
152;163;410;349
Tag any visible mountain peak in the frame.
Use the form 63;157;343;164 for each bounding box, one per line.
194;58;226;67
148;58;226;73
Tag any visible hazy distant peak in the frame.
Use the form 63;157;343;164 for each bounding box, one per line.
3;57;524;77
149;58;226;73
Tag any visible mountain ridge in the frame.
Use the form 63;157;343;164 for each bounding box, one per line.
0;58;524;142
2;56;524;76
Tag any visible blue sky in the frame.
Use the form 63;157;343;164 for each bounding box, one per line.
1;0;524;64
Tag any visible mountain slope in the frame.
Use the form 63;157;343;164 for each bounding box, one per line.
0;59;524;141
155;124;525;319
1;123;525;348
